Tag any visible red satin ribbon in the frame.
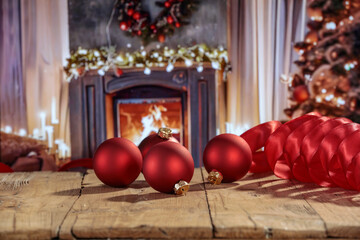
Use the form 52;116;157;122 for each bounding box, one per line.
241;112;360;191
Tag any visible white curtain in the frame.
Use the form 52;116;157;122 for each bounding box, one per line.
227;0;307;129
21;0;70;148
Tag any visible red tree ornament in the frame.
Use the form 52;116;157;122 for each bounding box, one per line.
93;138;142;187
143;142;194;194
167;16;174;24
203;134;252;184
293;85;310;103
175;22;181;28
138;128;179;159
164;1;171;8
133;12;141;20
127;8;134;16
119;21;128;31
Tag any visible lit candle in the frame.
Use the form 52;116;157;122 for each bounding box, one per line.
33;128;40;139
39;112;46;139
4;126;12;134
45;126;54;148
18;129;27;136
51;97;59;124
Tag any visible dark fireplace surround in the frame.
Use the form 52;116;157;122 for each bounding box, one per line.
69;67;217;167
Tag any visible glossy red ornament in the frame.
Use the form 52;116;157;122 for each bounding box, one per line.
119;21;128;31
175;22;181;28
293;85;309;103
133;12;141;20
150;24;156;30
203;134;252;183
138;133;178;158
137;30;142;36
127;8;134;16
93;138;142;187
164;1;171;8
143;142;194;193
167;16;174;24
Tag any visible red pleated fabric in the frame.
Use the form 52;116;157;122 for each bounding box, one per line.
241;112;360;191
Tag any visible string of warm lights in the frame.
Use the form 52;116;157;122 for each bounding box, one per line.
64;44;230;81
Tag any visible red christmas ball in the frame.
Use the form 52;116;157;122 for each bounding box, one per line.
175;22;181;28
133;12;141;20
119;21;128;31
150;24;156;30
167;16;174;24
138;133;178;158
293;85;310;103
158;34;165;43
164;1;171;8
203;134;252;183
143;142;194;193
127;8;134;16
137;30;142;36
93;138;142;187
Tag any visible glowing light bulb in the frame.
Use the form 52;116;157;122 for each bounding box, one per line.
166;63;174;72
78;49;87;55
116;56;124;62
349;15;354;21
337;97;346;105
94;51;100;57
127;43;132;48
128;56;134;62
326;22;336;30
140;46;144;50
185;59;193;67
321;89;327;94
212;61;220;69
97;69;105;76
197;65;203;72
316;96;322;103
153;52;159;58
157;56;163;62
144;67;151;75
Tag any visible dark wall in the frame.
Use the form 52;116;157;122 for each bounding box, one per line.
68;0;227;51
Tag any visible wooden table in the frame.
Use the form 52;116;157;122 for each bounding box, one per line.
1;168;360;239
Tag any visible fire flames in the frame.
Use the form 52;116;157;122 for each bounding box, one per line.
118;100;181;145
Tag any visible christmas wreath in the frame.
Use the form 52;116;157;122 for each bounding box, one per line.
117;0;198;44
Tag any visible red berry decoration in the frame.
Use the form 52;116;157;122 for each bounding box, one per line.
167;16;174;24
133;12;141;20
150;24;156;30
143;142;194;194
175;22;181;28
93;138;142;187
293;85;310;103
119;21;128;31
138;128;179;158
164;1;171;8
115;68;123;77
203;134;252;184
137;30;142;36
127;8;134;16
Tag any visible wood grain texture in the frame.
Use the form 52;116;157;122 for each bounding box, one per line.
202;168;327;239
290;180;360;238
59;168;212;239
0;171;83;240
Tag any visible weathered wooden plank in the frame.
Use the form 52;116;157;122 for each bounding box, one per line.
0;171;83;240
290;181;360;238
59;168;212;239
202;168;327;239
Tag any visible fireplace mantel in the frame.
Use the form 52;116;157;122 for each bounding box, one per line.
69;67;220;166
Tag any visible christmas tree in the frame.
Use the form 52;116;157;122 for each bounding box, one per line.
285;0;360;122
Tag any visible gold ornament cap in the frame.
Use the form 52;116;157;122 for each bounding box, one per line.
208;170;223;185
174;180;190;195
158;127;172;139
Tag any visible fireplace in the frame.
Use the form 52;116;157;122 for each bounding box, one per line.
69;67;218;166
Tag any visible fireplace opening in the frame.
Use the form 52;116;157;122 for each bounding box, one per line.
106;85;188;148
